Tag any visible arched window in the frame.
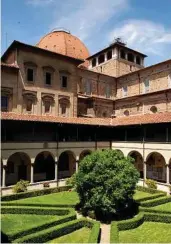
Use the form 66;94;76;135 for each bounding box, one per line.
128;53;134;62
59;97;70;117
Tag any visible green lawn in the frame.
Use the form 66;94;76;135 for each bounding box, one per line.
133;190;153;201
1;214;58;236
48;227;91;243
119;222;171;243
150;202;171;212
9;191;79;206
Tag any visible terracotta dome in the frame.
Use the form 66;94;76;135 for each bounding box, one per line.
36;30;90;60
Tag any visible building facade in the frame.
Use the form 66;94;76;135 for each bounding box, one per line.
1;29;171;195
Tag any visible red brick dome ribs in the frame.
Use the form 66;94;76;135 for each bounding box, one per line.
36;30;90;60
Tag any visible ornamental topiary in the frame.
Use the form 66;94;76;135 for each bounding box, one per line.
75;149;139;220
13;180;29;193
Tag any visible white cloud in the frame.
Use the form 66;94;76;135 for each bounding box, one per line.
109;19;171;57
27;0;54;6
50;0;129;41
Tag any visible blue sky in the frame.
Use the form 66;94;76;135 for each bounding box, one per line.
2;0;171;66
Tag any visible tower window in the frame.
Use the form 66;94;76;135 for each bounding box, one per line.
27;68;34;82
122;86;128;97
61;76;68;88
120;50;126;59
92;58;96;67
107;50;112;60
1;96;8;112
136;56;141;65
106;84;110;98
45;72;51;85
98;54;105;64
85;80;91;95
128;53;134;62
144;78;149;93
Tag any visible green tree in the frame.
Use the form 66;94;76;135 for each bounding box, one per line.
75;149;139;220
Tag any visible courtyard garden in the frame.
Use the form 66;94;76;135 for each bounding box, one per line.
1;150;171;243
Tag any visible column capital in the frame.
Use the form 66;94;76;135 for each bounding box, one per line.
31;158;35;164
2;159;8;166
76;156;79;161
55;156;58;162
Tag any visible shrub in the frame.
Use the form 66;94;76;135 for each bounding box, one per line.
75;149;139;221
144;212;171;223
145;179;157;189
117;213;144;231
1;186;71;201
135;193;166;203
140;206;171;215
87;210;96;219
66;173;76;188
13;180;29;193
88;221;100;243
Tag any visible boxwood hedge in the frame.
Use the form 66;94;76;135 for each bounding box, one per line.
140;196;171;207
15;218;100;243
1;186;71;201
136;185;166;195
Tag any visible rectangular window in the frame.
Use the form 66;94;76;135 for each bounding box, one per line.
61;105;66;115
62;76;68;88
168;73;171;88
45;100;51;113
45;72;51;85
144;78;149;93
1;96;8;112
86;81;91;95
122;86;127;97
106;84;110;98
27;68;34;82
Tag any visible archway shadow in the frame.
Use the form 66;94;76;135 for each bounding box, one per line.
1;231;11;243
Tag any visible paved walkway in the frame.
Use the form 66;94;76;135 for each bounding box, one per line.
100;223;111;243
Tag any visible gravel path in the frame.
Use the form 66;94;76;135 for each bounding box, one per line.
100;223;111;243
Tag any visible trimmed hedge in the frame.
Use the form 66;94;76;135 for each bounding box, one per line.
135;193;165;203
1;202;75;208
110;212;171;243
110;222;119;243
144;212;171;223
88;221;100;243
1;206;70;215
117;213;144;231
1;186;71;201
136;185;166;195
9;212;76;242
140;196;171;207
15;218;100;243
140;206;171;215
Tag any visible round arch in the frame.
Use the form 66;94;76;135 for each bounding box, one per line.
58;151;76;179
34;151;55;182
115;149;124;157
146;152;166;183
6;152;31;186
79;150;92;161
128;151;143;178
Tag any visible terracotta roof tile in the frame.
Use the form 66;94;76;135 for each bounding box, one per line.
1;112;171;127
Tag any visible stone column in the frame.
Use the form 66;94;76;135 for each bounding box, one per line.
2;159;7;188
143;161;147;181
104;53;107;62
96;57;98;66
76;156;79;173
30;158;35;184
55;157;58;182
166;164;170;184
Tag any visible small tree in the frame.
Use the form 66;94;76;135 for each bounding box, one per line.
75;149;139;220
